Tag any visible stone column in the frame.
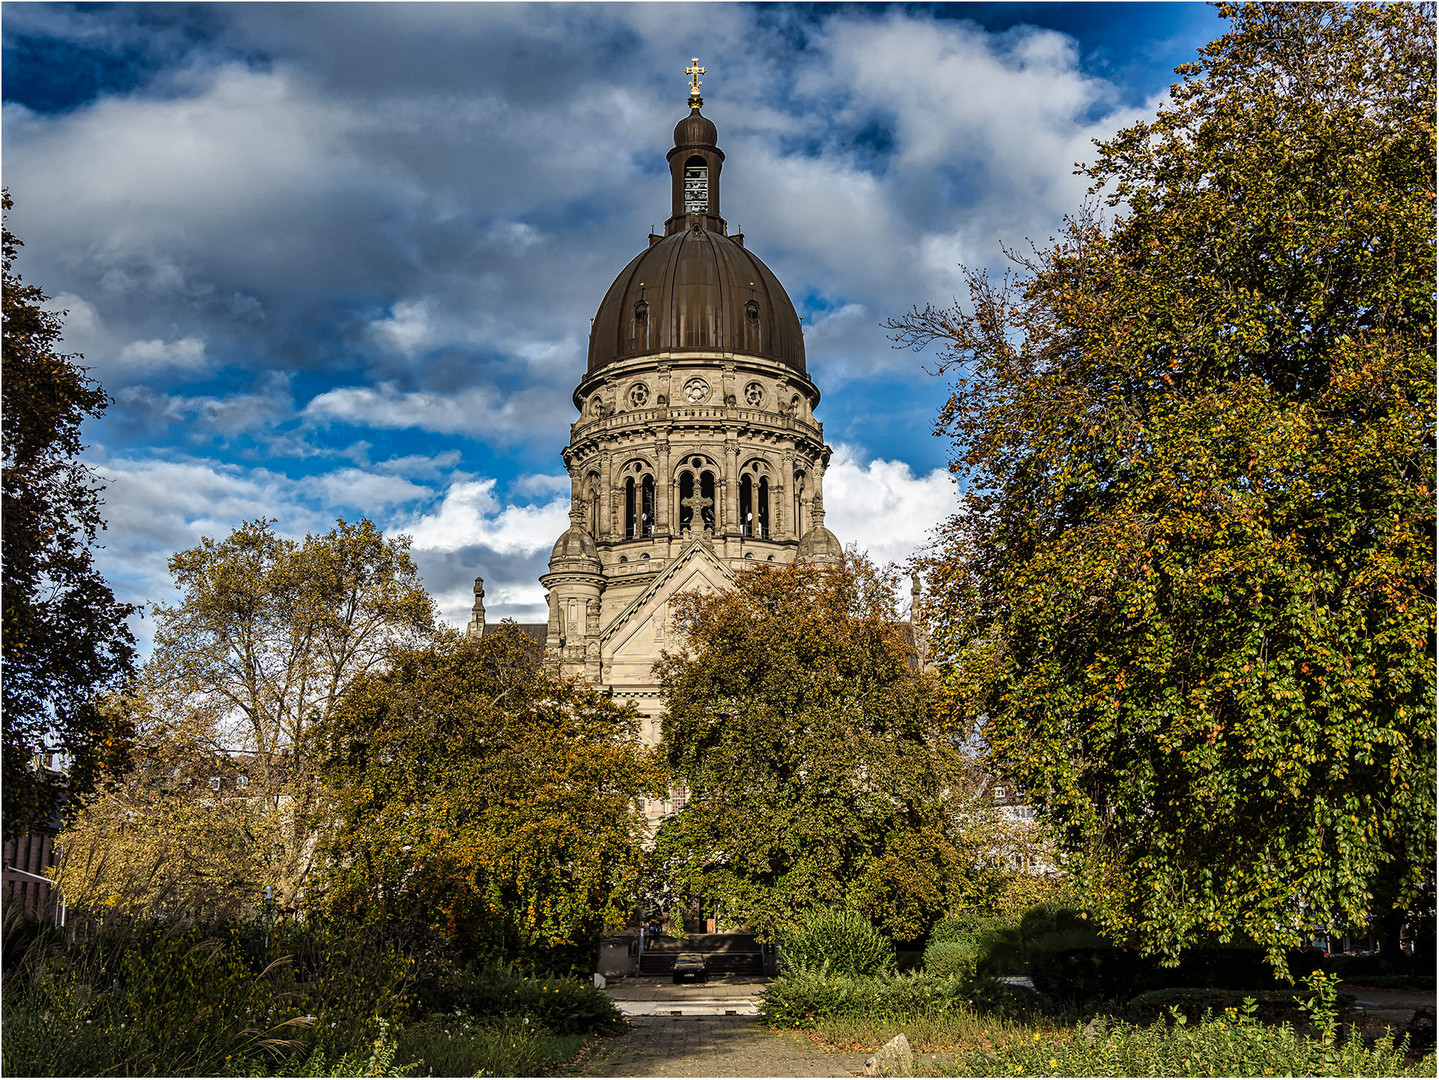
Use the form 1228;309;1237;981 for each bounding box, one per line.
724;438;740;534
599;452;613;539
585;598;602;682
655;434;671;534
778;452;794;539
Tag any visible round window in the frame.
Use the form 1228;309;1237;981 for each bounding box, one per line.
745;382;764;406
628;383;649;408
683;377;710;404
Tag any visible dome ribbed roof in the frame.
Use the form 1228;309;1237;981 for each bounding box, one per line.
550;524;600;564
587;229;806;375
797;524;843;561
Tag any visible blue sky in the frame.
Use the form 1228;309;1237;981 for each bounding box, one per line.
2;1;1224;650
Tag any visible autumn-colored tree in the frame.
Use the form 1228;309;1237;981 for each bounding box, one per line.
316;624;663;966
56;518;435;915
2;191;136;840
891;3;1435;968
51;707;284;920
655;555;1014;941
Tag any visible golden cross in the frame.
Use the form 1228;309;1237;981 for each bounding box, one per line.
686;58;705;104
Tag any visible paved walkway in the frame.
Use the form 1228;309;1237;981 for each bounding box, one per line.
587;976;867;1077
583;1015;868;1077
604;975;764;1016
1342;985;1435;1033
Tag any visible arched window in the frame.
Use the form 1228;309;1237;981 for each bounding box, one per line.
683;156;708;214
757;477;770;539
625;477;637;538
794;470;806;536
641;475;655;537
678;468;716;533
699;471;716;531
679;471;695;532
740;475;753;537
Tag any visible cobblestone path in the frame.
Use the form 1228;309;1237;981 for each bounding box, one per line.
583;1014;868;1078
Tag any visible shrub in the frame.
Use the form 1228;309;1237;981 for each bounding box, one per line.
761;968;972;1027
928;913;990;942
433;965;625;1036
921;938;979;978
779;907;895;977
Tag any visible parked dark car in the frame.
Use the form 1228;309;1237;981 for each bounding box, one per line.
672;952;707;984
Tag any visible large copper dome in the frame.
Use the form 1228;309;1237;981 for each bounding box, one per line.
586;104;806;376
586;228;806;375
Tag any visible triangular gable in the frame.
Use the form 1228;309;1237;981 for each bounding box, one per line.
600;538;735;652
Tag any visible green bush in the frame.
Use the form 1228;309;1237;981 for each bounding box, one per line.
393;1016;586;1078
928;913;991;942
922;938;979;978
779;907;895;977
761;968;971;1027
434;965;625;1036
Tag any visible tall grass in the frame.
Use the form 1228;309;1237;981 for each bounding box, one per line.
944;1010;1431;1077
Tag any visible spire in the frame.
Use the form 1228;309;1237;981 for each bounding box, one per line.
466;576;486;639
686;57;706;109
666;61;725;236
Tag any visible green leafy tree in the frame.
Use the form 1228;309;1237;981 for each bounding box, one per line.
317;624;663;967
2;191;136;839
890;3;1435;968
655;555;1011;941
58;517;435;914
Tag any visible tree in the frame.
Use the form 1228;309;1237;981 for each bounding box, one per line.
50;710;285;921
890;3;1435;969
57;517;435;913
2;191;136;840
654;554;1012;941
315;625;663;967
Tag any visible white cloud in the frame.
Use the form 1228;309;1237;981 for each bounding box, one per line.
398;478;569;556
823;443;957;566
373;451;463;478
369;299;436;358
303;468;432;511
117;336;209;374
513;472;572;496
303;383;496;436
302;382;564;440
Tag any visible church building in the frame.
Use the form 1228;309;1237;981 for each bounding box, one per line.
469;63;842;747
